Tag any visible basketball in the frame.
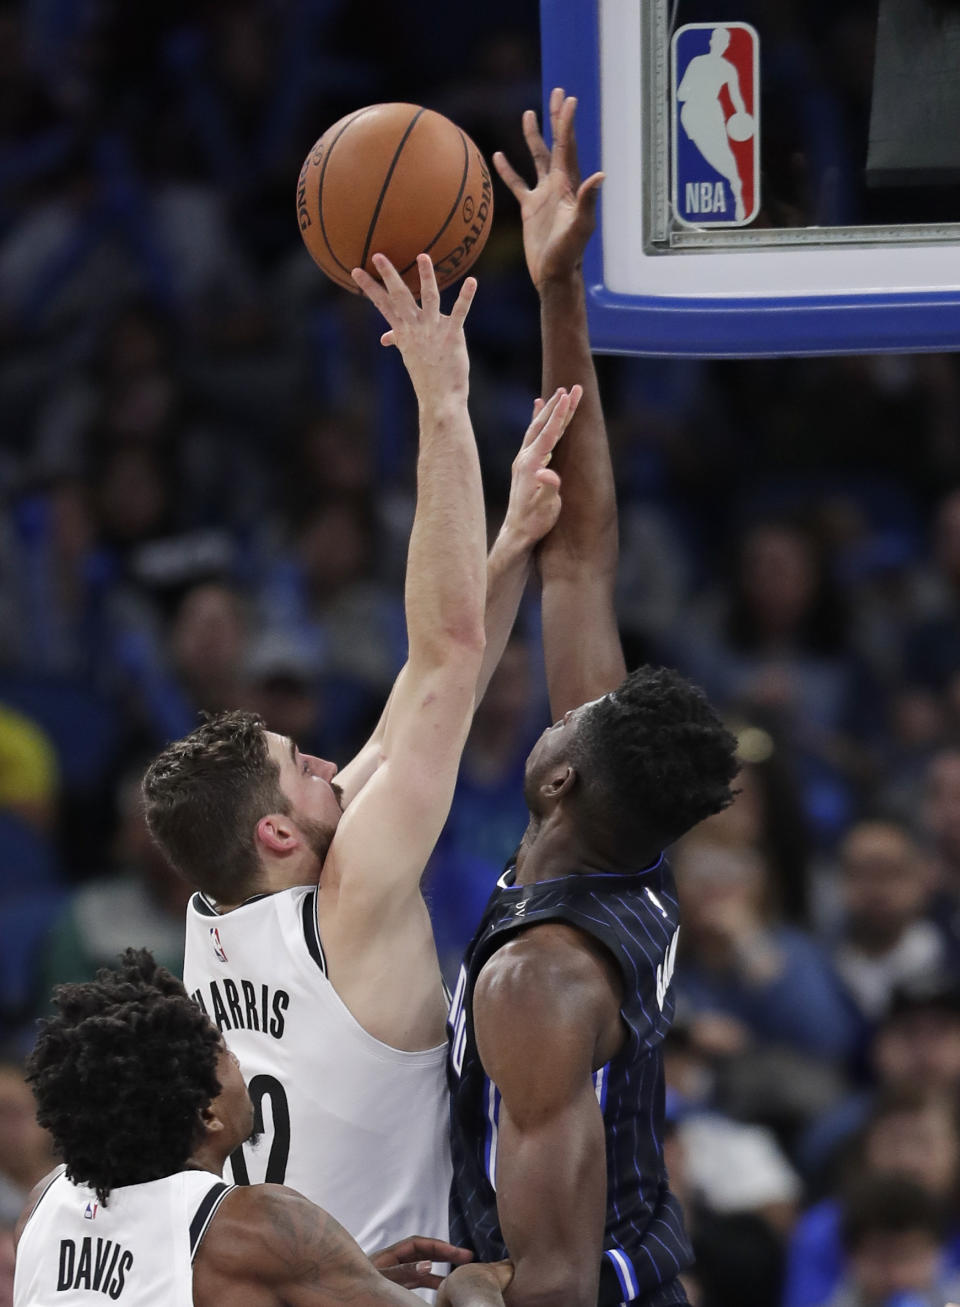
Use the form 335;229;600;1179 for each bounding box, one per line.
296;103;493;294
726;111;756;142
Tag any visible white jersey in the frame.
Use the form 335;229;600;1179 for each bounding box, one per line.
14;1165;232;1307
182;886;451;1253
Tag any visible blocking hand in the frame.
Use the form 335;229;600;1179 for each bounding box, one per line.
493;87;603;289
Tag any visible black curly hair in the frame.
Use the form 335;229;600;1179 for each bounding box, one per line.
26;949;223;1205
570;665;739;851
142;710;290;902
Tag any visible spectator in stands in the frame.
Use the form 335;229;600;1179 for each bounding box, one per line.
786;1085;960;1307
923;748;960;962
0;1065;56;1226
663;1091;793;1307
257;495;402;697
818;1175;960;1307
667;519;871;841
673;839;858;1064
903;488;960;697
34;772;189;1005
0;707;58;834
830;819;945;1025
799;975;960;1182
694;722;813;923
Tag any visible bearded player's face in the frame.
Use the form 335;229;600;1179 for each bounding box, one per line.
265;731;343;861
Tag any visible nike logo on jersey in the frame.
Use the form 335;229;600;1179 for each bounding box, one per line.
645;888;668;918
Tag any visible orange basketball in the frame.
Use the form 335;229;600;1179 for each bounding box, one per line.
296;103;493;294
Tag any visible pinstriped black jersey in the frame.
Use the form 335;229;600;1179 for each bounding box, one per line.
446;858;691;1307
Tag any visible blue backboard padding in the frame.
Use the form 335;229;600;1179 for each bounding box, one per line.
539;0;960;357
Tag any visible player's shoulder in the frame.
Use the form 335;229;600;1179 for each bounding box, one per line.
476;921;622;1025
195;1183;324;1281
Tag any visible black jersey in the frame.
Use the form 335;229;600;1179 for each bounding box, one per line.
447;857;691;1307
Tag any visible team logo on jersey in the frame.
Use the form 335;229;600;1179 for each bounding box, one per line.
83;1202;98;1220
672;22;760;227
210;926;228;963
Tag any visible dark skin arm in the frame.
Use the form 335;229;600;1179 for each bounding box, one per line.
494;90;626;718
472;924;625;1307
193;1184;512;1307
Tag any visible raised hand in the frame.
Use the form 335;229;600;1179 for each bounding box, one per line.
501;385;583;550
352;252;477;404
493;87;603;290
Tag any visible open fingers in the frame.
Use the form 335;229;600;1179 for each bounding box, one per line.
492;149;528;201
520;387;566;449
532;382;582;460
556;93;582;188
522;108;551;179
414;253;441;313
351;264;393;316
577;171;605;223
532;393;574;462
371;252;411;299
448;276;478;330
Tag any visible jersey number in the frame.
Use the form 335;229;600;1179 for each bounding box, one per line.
229;1074;290;1185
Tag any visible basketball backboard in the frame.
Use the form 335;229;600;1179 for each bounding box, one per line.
540;0;960;357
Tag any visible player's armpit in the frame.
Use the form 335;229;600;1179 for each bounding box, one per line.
193;1184;416;1307
472;927;622;1307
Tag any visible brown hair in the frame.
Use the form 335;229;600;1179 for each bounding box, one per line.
142;711;289;902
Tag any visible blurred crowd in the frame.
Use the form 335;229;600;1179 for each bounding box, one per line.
3;1;960;1305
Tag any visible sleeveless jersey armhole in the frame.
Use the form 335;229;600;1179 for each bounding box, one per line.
189;1181;235;1261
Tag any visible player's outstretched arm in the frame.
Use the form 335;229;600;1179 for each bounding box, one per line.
495;89;626;718
473;925;620;1307
319;255;486;928
194;1184;511;1307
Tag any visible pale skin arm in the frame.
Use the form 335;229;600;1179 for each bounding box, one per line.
193;1184;512;1307
321;249;488;935
473;926;623;1307
495;90;627;719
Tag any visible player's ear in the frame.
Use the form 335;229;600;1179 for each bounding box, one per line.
199;1102;225;1137
540;764;576;802
256;814;300;855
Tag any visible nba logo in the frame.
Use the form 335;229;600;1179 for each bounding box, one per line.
210;926;228;963
671;22;760;227
83;1202;97;1220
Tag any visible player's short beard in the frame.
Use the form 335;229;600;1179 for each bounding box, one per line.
298;815;337;867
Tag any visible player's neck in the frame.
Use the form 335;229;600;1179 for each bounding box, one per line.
515;814;633;885
258;854;323;896
184;1139;232;1178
